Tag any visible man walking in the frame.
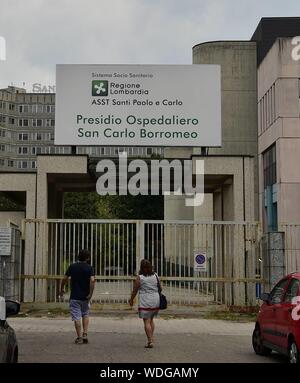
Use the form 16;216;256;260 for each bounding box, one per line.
60;249;95;344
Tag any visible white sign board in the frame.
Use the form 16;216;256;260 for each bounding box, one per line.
194;250;207;272
0;228;11;256
0;297;5;321
55;64;221;147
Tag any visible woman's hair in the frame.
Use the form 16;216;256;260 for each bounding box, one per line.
78;249;91;262
139;259;154;276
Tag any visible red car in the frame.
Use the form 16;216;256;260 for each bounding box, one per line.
253;272;300;363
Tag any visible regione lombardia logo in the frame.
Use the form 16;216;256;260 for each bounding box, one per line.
92;80;108;96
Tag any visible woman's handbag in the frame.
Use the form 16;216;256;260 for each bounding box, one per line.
155;273;167;310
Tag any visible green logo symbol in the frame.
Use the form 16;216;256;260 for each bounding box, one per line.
92;80;108;96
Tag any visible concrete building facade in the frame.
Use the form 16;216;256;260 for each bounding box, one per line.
257;37;300;230
250;17;300;230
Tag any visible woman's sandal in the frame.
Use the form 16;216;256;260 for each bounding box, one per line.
145;341;154;348
75;337;83;344
82;333;88;344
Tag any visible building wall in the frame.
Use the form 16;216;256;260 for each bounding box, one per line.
258;38;300;226
192;41;258;159
0;211;25;228
0;86;59;171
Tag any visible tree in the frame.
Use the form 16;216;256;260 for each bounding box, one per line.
0;193;25;211
63;192;163;220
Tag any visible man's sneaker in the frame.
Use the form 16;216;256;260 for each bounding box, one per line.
82;333;88;344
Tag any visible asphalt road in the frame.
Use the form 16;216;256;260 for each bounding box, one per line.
9;317;286;363
15;332;286;363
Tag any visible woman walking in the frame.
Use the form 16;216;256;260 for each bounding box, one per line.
129;259;161;348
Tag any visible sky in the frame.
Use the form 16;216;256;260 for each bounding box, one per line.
1;0;300;90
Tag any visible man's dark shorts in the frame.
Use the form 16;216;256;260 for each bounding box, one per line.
69;299;90;321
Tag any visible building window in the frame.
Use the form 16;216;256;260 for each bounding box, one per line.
298;79;300;114
18;119;29;127
263;144;276;188
263;144;277;232
19;105;29;113
8;160;14;167
0;159;5;166
31;104;43;113
17;160;29;169
272;84;276;122
31;161;37;169
44;105;55;113
18;133;28;141
32;119;43;127
36;133;42;141
259;84;276;133
18;147;28;155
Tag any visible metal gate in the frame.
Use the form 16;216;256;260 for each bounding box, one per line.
21;219;263;306
279;224;300;274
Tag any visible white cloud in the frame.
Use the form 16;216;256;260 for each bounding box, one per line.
0;0;300;89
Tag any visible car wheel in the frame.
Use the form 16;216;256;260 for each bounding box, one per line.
288;341;299;364
252;327;272;356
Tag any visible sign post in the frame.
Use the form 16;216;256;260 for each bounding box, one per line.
0;228;12;256
0;227;12;299
194;250;207;272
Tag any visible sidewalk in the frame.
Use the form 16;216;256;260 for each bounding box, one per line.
9;316;254;336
